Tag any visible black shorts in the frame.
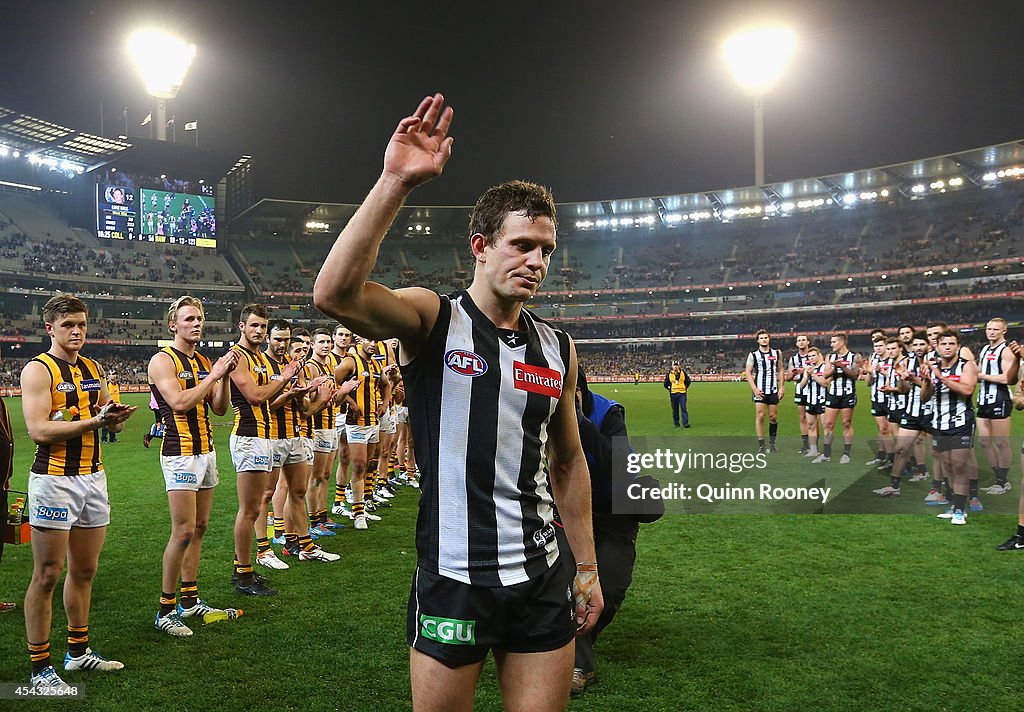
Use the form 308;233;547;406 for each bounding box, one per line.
887;408;903;425
753;393;779;405
899;413;932;433
932;421;975;452
870;402;887;418
977;401;1012;420
806;404;825;416
792;393;806;407
826;393;857;410
407;557;575;666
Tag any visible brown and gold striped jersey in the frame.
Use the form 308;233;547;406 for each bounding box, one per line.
151;346;215;456
307;358;335;430
30;353;104;476
267;353;302;439
346;350;383;427
230;344;273;438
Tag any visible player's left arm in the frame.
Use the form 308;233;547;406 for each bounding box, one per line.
547;338;603;635
979;347;1020;385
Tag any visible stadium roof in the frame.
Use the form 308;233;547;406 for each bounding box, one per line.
0;105;131;170
228;137;1024;236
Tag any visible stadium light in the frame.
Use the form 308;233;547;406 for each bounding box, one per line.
724;26;795;186
128;29;196;141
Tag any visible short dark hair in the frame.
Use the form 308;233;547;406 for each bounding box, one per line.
755;329;769;338
468;180;557;248
312;327;332;339
937;329;959;343
239;304;268;324
832;333;848;343
268;318;291;334
912;330;929;343
292;327;311;339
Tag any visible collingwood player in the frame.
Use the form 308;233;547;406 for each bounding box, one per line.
312;93;602;712
150;296;239;637
874;332;933;497
814;333;861;464
786;335;812;454
924;322;976;506
864;336;892;468
996;358;1024;549
928;330;978;525
977;318;1018;495
21;296;136;688
798;347;829;458
745;330;783;454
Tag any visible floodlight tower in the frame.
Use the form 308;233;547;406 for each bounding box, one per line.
128;30;196;141
723;27;795;186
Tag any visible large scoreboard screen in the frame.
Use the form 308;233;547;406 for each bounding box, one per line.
96;184;139;240
139;188;216;248
94;172;217;248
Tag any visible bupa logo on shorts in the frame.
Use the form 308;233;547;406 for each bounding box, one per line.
419;615;476;645
254;455;270;466
513;361;562;398
174;472;198;485
80;378;102;392
177;371;194;380
56;381;77;393
35;505;69;522
316;439;331;449
445;350;488;377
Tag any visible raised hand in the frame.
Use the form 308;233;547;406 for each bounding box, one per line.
383;93;455;188
210;350;239;380
337;376;360;397
282;357;304;380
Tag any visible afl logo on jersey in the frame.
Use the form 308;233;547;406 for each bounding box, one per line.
445;349;488;377
56;381;77;393
178;371;193;380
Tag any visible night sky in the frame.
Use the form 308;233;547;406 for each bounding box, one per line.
2;1;1023;206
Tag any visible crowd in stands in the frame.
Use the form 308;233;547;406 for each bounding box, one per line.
9;236;238;286
0;349;152;388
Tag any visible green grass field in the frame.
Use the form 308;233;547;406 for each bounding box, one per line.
2;382;1024;710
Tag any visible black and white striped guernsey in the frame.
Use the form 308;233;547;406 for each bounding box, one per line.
977;342;1011;407
789;352;811;397
886;356;907;413
749;348;781;395
827;351;859;397
402;291;569;587
869;353;887;404
804;363;828;407
902;354;930;419
932;357;973;431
